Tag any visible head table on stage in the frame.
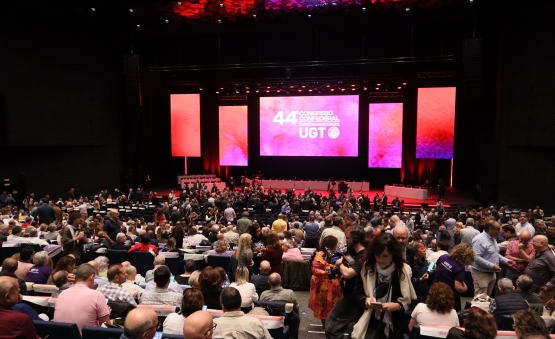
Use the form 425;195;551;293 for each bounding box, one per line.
384;185;428;200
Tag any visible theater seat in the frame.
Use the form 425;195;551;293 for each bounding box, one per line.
82;326;123;339
33;320;81;339
131;251;155;277
106;249;130;265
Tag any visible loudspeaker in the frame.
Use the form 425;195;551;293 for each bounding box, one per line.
422;203;428;208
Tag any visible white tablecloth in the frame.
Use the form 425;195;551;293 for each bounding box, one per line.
262;179;369;191
384;185;428;200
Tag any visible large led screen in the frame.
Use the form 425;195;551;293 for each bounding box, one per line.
171;94;201;157
416;87;456;159
260;96;359;156
369;103;403;168
219;106;248;166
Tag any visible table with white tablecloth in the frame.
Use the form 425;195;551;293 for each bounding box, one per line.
384;185;428;200
262;179;369;191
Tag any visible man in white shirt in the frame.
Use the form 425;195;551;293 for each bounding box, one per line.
27;228;49;246
460;218;480;247
516;213;535;237
186;228;208;245
320;217;347;252
6;226;27;244
427;241;449;263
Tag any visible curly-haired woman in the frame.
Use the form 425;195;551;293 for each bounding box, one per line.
408;282;459;332
434;243;475;311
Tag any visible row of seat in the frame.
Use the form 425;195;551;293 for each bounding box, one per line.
31;305;288;339
406;324;555;339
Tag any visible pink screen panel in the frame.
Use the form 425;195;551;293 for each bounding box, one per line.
260;95;359;157
171;94;201;157
219;106;248;166
368;103;403;168
416;87;456;159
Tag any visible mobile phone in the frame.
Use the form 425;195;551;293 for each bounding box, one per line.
370;302;383;306
170;276;175;283
154;332;163;339
427;261;435;272
202;305;207;311
105;298;109;304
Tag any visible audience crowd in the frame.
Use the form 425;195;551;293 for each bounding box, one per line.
0;185;554;339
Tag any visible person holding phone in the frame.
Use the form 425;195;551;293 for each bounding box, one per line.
407;241;430;304
351;234;416;339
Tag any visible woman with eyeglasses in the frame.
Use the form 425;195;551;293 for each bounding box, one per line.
351;233;416;339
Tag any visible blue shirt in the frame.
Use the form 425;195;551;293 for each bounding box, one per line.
471;231;508;272
303;222;319;239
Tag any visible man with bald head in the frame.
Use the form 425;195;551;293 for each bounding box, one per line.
0;258;28;295
525;235;555;303
120;307;158;339
251;260;271;296
214;287;272;339
392;226;409;259
0;276;39;339
183;310;215;339
103;209;121;245
504;230;535;284
260;272;299;314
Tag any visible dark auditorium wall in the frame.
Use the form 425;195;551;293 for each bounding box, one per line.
0;8;127;199
496;4;555;209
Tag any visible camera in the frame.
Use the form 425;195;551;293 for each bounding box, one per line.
324;247;344;279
